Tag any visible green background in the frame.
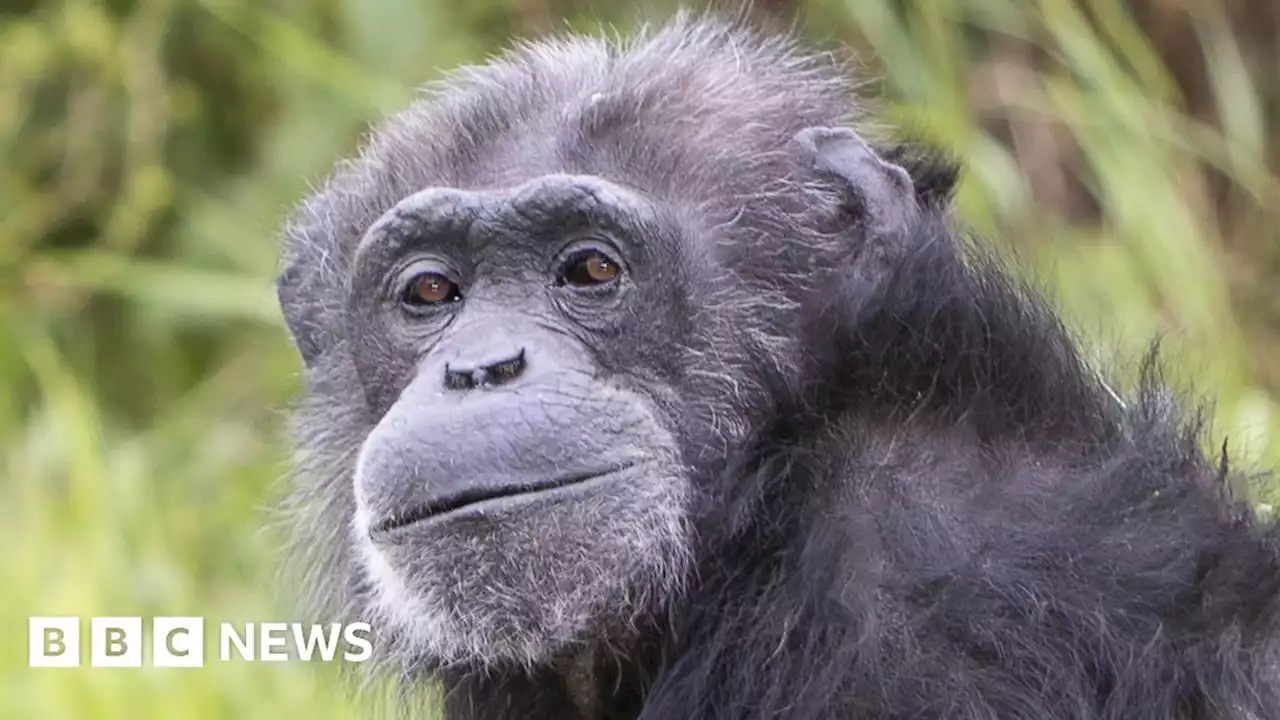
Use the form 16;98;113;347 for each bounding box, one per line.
1;0;1277;717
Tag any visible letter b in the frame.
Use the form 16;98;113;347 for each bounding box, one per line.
91;617;142;667
29;617;80;667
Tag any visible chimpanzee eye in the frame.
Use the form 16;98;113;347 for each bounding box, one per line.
402;272;462;306
558;250;622;288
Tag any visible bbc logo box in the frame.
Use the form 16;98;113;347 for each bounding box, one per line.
29;617;205;668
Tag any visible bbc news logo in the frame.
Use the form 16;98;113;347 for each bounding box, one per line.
29;617;373;667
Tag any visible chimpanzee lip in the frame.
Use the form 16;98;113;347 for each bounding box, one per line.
369;462;637;536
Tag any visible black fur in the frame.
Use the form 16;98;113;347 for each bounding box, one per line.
277;14;1280;720
639;214;1280;719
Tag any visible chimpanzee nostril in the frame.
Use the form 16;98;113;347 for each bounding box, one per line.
444;348;527;390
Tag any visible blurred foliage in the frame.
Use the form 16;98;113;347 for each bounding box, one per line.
0;0;1276;718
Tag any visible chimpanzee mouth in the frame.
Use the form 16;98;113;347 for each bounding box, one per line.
368;463;637;536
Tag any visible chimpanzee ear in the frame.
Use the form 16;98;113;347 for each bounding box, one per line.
793;127;920;236
277;257;327;369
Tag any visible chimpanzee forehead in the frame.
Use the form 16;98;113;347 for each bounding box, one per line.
319;21;860;234
351;173;665;262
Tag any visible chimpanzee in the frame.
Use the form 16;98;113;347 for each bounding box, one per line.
275;14;1280;720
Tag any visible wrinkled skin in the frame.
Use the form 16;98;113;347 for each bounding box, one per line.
276;15;1280;720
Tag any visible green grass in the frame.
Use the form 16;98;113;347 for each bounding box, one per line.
1;1;1276;718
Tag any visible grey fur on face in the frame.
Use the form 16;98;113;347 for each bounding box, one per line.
276;15;870;673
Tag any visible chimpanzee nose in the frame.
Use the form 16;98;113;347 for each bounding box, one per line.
444;348;527;390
